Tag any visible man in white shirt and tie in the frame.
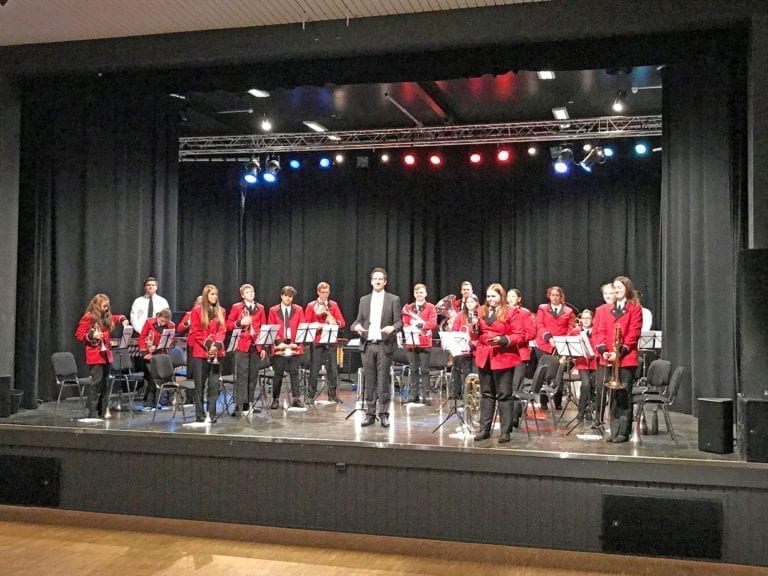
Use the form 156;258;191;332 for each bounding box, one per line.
130;277;170;333
352;267;402;428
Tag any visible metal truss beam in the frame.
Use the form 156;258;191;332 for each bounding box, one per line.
179;115;662;160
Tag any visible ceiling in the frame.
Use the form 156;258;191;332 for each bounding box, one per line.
0;0;662;144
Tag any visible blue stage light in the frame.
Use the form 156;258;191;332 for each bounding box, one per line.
243;173;258;185
262;172;277;183
554;160;569;174
289;159;301;170
634;142;649;155
603;147;615;158
319;157;331;169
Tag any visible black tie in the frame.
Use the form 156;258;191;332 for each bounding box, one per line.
147;297;153;319
283;307;290;340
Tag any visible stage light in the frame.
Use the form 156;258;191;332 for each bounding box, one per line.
469;152;482;164
262;172;277;183
288;159;301;170
603;147;615;158
552;107;570;120
553;148;573;174
634;142;649;155
579;146;606;172
380;153;390;163
260;116;272;131
429;154;442;166
261;158;280;183
243;158;260;184
248;88;270;98
303;120;328;132
335;153;345;164
527;146;538;157
497;149;511;163
582;143;593;152
612;90;626;113
319;157;331;169
404;153;416;166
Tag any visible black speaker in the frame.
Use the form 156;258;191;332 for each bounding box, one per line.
0;375;11;418
738;394;768;462
602;494;722;559
697;397;733;454
737;250;768;398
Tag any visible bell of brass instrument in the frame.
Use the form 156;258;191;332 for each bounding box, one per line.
464;373;481;431
604;323;624;390
204;337;219;364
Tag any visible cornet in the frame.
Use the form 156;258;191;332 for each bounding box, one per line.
204;337;219;364
90;321;108;352
241;306;256;338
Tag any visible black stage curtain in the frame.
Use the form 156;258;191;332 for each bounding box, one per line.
15;90;179;403
660;43;747;412
177;149;660;339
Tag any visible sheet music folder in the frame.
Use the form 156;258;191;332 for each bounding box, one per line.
257;325;280;346
551;334;594;358
319;324;339;344
638;330;663;350
438;331;470;356
295;323;318;344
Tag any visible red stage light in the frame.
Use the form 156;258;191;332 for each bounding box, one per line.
469;153;482;164
497;149;511;162
404;153;416;166
429;154;442;166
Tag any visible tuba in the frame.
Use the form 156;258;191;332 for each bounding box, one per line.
464;373;481;430
604;323;624;390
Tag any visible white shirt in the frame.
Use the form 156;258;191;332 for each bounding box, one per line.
367;290;385;340
131;293;170;333
281;306;292;340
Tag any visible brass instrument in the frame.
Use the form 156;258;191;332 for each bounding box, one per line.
464;373;481;431
204;337;220;364
604;323;624;390
241;305;256;338
90;318;109;352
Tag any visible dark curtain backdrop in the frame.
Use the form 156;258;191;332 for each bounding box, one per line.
178;148;660;339
15;89;179;404
660;41;747;413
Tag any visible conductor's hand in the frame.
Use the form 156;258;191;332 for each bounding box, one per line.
382;326;396;335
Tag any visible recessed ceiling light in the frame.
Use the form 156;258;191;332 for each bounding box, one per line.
537;71;556;80
303;120;328;132
552;107;570;120
248;89;270;98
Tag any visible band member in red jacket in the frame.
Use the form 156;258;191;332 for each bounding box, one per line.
592;282;617;425
402;283;438;405
188;284;227;423
570;309;598;420
450;294;479;399
226;283;267;416
267;286;306;409
74;294;129;418
506;289;537;391
592;276;643;443
138;308;176;407
176;295;202;335
473;283;526;444
535;285;576;410
304;281;346;403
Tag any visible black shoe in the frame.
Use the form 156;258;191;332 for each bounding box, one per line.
329;395;343;404
612;435;629;443
512;419;520;429
270;399;280;410
474;430;491;441
380;414;390;428
423;397;433;406
498;433;511;443
554;404;563;411
291;399;304;408
360;414;376;427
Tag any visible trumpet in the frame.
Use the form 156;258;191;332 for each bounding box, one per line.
241;305;256;338
204;337;220;364
604;323;624;390
90;320;109;352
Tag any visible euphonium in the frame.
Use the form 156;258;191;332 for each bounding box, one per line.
464;373;481;430
604;323;624;390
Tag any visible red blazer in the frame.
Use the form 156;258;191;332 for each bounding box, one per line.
267;304;306;356
304;299;346;344
473;308;526;371
402;301;437;348
535;304;575;354
176;307;198;335
512;306;536;362
188;307;227;360
139;318;176;353
75;313;126;365
226;301;266;353
592;302;643;368
569;326;597;371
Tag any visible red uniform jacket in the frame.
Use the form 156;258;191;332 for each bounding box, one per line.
226;301;266;353
304;299;346;344
188;307;227;360
75;313;126;366
473;308;526;370
535;304;575;354
592;302;642;368
402;301;437;348
513;306;537;362
569;325;597;371
176;307;198;335
139;318;176;354
268;303;306;356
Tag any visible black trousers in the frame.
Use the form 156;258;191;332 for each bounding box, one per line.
476;363;517;435
362;343;392;416
407;347;430;400
234;349;267;406
191;357;220;420
606;366;636;439
86;364;108;418
450;354;474;398
308;344;339;399
578;369;596;414
271;354;301;399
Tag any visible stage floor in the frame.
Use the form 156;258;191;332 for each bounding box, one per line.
1;383;742;463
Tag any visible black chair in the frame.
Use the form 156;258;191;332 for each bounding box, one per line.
514;364;548;439
634;366;686;441
427;347;451;397
167;347;195;405
633;359;672;396
148;354;187;423
51;352;94;418
537;354;563;428
107;348;143;417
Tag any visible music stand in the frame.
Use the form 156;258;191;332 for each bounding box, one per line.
403;326;421;347
345;338;367;421
638;330;663;377
311;325;340;406
550;335;601;435
253;325;279;413
294;323;319;409
432;332;472;434
118;326;134;349
155;328;175;350
217;328;242;418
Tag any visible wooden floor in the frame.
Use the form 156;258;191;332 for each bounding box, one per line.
1;506;765;576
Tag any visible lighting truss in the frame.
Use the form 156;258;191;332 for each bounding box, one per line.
179;115;661;160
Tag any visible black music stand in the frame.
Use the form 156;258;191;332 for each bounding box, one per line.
638;330;663;377
549;335;601;435
312;324;340;406
345;337;367;421
220;328;241;418
246;325;278;416
432;332;472;435
295;323;318;410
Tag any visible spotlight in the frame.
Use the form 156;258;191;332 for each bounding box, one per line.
243;158;260;184
527;146;538;157
553;148;573;174
380;153;390;163
262;158;280;183
429;153;442;166
612;90;626;113
335;153;345;164
319;157;331;169
497;149;511;163
404;153;416;166
634;142;649;155
469;153;482;164
289;159;301;170
261;116;272;131
579;146;606;172
582;143;593;152
603;147;615;158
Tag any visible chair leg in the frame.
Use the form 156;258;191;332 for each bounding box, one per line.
661;404;675;441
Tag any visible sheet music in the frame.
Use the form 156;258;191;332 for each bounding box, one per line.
257;324;280;346
295;323;318;343
227;328;242;353
551;335;592;358
403;325;421;346
119;326;134;349
155;328;175;349
319;324;339;344
438;331;470;356
638;330;663;350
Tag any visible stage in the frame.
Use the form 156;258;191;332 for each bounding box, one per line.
0;382;766;567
